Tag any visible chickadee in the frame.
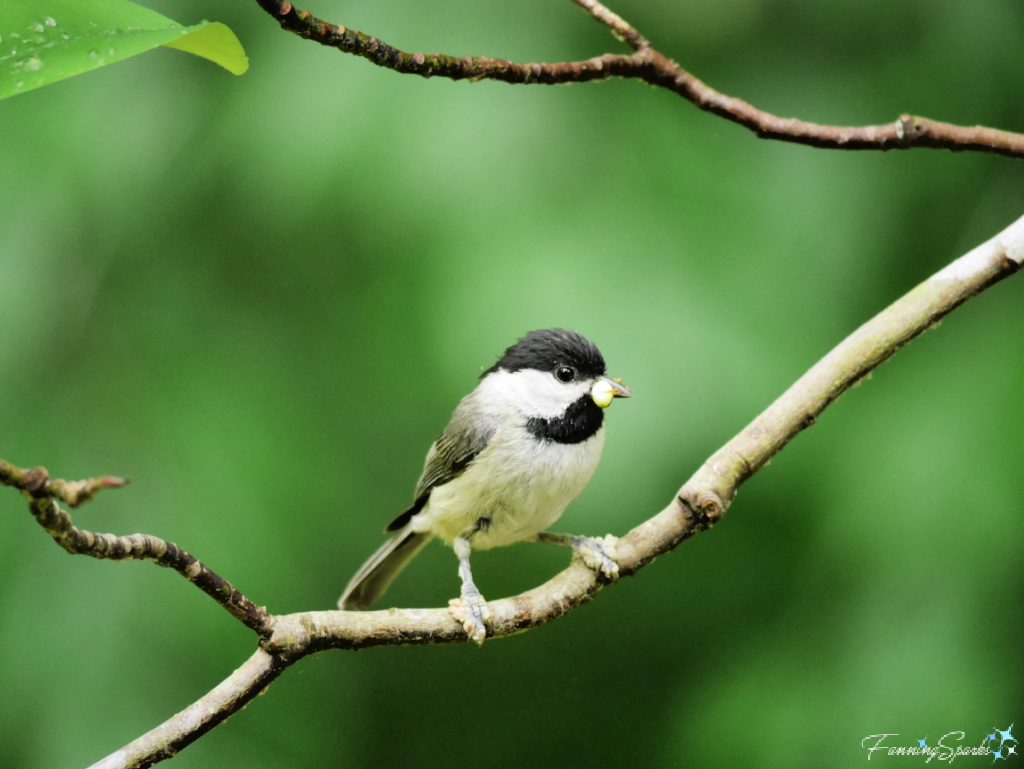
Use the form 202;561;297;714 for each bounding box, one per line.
339;328;631;643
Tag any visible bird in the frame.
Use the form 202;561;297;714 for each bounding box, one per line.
339;328;632;644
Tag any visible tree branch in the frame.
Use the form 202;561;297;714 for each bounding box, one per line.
1;463;271;635
0;212;1005;766
88;650;296;769
265;214;1024;652
254;0;1024;159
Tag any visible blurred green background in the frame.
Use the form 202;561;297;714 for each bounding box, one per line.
1;0;1022;766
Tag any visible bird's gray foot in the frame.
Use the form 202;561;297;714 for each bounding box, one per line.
537;532;620;581
450;535;490;645
573;534;620;580
448;586;490;646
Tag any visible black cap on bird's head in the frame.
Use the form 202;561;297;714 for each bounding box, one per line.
483;328;607;379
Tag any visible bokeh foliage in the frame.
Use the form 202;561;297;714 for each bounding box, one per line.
0;0;1022;766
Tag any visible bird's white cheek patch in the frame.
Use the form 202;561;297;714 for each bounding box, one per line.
478;369;590;420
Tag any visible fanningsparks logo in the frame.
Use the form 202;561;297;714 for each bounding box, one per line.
862;726;1016;762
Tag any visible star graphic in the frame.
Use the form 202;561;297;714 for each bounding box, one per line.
1007;746;1016;756
996;724;1015;746
991;748;1004;763
989;733;1000;744
918;737;928;748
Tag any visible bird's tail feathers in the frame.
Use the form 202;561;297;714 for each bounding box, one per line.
339;528;432;611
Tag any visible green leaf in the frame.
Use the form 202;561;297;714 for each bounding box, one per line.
0;0;248;101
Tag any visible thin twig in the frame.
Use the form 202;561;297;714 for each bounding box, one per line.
255;0;636;84
1;463;271;635
569;0;648;50
253;0;1024;159
81;212;1024;767
0;460;127;507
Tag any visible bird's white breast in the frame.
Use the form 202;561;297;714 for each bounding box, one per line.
411;422;606;549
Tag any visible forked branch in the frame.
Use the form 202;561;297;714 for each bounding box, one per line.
4;214;1021;768
0;462;270;634
254;0;1024;158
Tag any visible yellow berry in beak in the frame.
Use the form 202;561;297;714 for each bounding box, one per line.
591;376;632;408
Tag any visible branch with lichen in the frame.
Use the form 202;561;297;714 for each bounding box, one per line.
4;213;1020;768
253;0;1024;159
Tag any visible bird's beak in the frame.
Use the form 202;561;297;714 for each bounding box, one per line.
591;376;632;408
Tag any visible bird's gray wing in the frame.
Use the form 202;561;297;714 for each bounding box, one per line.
384;393;497;533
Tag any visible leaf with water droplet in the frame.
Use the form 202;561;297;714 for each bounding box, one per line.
0;0;247;101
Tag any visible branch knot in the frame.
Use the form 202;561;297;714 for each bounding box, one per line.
678;490;725;530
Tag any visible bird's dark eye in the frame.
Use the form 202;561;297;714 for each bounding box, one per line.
555;366;576;383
